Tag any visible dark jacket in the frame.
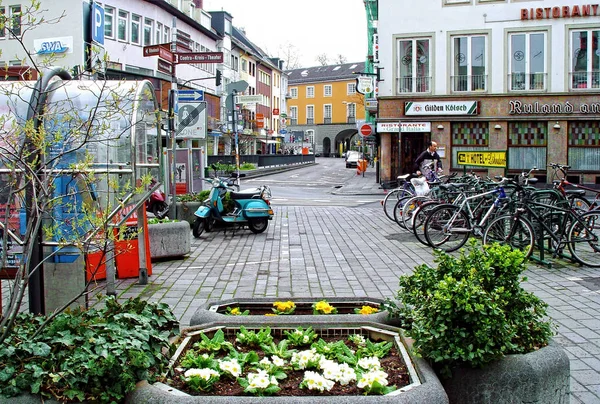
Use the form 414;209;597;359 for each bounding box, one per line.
413;149;442;174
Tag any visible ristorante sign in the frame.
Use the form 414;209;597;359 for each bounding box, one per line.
509;100;600;114
521;4;599;20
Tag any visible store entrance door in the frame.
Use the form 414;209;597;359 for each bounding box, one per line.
400;133;429;175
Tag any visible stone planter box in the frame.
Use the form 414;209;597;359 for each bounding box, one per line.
189;297;400;328
440;340;570;404
126;323;449;403
175;201;202;227
148;221;191;259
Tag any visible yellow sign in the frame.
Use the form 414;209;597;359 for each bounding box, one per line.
457;150;507;168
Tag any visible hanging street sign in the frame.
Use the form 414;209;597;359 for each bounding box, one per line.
178;89;204;102
157;59;173;75
176;52;224;64
143;44;174;63
235;95;263;104
356;76;374;94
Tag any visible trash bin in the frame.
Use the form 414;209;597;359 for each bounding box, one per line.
357;159;368;176
114;206;152;279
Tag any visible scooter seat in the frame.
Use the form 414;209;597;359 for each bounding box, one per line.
230;189;262;200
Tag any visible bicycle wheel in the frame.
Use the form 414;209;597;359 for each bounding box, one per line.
483;214;535;258
401;196;431;230
568;194;591;214
392;195;415;230
567;210;600;267
382;187;413;222
423;204;471;252
412;200;441;246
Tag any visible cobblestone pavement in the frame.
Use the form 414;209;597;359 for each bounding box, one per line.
3;167;600;403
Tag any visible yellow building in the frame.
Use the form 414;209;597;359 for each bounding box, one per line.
286;62;368;157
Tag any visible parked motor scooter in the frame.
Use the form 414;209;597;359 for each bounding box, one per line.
146;179;169;219
192;171;273;238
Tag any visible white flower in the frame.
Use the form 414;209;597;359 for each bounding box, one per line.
335;363;357;385
291;349;321;369
271;355;286;367
317;359;356;385
357;370;389;389
259;357;272;367
302;371;335;392
248;369;277;389
218;359;241;378
349;334;366;346
357;356;381;372
303;335;310;343
184;368;220;380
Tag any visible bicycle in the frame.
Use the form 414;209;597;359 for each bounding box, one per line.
548;163;598;212
422;176;513;252
381;174;415;222
483;178;600;266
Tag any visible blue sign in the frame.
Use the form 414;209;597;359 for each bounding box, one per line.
279;129;287;134
91;2;105;45
178;90;204;102
37;41;68;54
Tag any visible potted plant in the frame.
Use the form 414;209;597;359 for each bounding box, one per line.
190;297;398;327
384;240;570;403
127;323;449;402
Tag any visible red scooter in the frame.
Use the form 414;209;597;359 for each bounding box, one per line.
146;180;169;219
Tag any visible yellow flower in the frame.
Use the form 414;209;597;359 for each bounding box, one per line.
358;306;379;315
265;313;277;316
273;300;296;314
313;300;337;314
230;307;240;315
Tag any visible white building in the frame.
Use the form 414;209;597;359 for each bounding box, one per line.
376;0;600;184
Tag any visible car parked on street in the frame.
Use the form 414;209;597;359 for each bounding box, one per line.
345;151;361;168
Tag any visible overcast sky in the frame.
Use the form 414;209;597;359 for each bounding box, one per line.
203;0;368;68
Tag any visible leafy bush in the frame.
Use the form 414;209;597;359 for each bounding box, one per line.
0;297;179;403
177;190;209;202
240;162;256;170
386;240;554;377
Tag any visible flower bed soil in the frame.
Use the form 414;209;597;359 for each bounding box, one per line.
164;327;411;397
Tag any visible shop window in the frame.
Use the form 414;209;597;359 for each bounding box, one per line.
396;37;431;94
507;122;547;170
568;121;600;170
451;122;489;169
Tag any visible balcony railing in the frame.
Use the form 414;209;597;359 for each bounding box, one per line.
570;71;600;89
290;118;298;125
396;76;431;94
508;72;547;91
306;118;314;125
323;117;331;124
451;74;487;92
347;116;356;124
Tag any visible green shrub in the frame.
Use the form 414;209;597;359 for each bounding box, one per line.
240;162;256;170
386;240;554;378
0;297;179;403
177;190;210;202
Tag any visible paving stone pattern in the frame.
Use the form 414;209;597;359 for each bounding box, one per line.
2;169;600;403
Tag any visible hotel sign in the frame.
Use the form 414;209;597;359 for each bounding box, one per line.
457;151;507;168
405;101;478;116
377;122;431;132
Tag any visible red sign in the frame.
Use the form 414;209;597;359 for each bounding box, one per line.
176;52;224;64
273;108;280;115
256;113;264;129
143;45;174;63
360;124;373;136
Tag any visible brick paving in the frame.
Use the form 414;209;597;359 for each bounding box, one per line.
2;168;600;403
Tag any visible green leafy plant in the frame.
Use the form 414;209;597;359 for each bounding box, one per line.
283;326;318;347
238;369;281;396
260;340;296;359
356;339;393;359
192;328;233;353
240;162;256;170
147;217;179;225
222;350;259;370
177;191;209;203
391;240;554;377
183;368;220;392
0;297;179;403
235;326;273;347
180;352;219;370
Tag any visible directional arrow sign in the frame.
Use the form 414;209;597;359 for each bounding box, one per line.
143;45;174;63
178;89;204;102
176;52;224;64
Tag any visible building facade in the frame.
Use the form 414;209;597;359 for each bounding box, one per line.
286;62;368;157
375;0;600;184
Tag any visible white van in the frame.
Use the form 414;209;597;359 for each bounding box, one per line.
345;151;361;168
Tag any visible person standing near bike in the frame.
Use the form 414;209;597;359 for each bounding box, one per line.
413;141;443;177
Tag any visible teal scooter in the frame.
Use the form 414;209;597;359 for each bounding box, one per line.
192;172;273;238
